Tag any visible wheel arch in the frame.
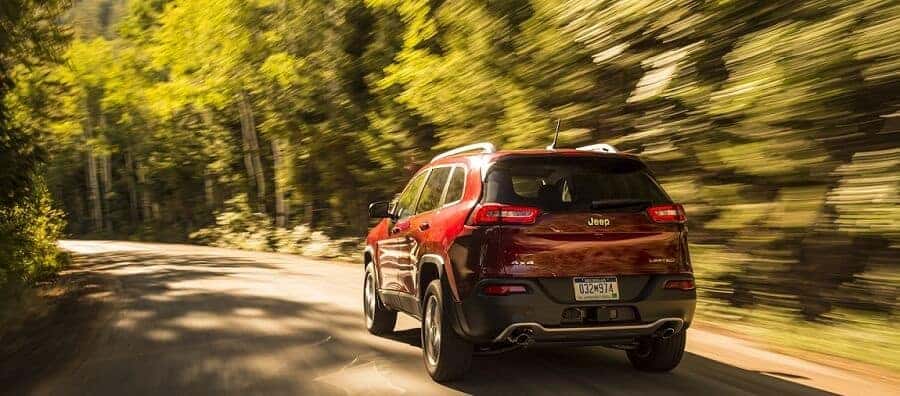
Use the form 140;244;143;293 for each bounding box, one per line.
418;254;445;304
364;246;374;267
364;245;382;289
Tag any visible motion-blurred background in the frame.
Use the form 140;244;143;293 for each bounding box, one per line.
2;0;897;371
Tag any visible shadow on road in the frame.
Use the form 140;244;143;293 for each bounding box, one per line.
368;324;831;395
0;267;111;395
379;328;422;348
445;349;833;395
372;329;834;395
4;249;835;395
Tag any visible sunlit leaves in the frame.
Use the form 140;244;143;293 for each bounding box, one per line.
149;0;259;110
261;53;305;87
828;148;900;236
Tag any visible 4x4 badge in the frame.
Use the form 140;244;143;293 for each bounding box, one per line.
588;217;611;226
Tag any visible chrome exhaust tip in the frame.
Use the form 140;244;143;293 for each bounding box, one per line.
656;326;676;339
507;328;535;346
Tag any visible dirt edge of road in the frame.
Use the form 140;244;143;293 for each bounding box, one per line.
0;260;118;394
692;321;900;385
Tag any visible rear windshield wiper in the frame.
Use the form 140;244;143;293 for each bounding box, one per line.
590;199;652;212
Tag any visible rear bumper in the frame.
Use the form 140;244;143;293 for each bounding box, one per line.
450;276;696;345
492;318;685;344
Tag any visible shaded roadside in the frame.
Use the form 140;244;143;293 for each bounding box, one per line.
0;265;116;395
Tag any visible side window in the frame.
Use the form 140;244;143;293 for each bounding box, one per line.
395;171;428;219
416;167;452;214
442;166;465;205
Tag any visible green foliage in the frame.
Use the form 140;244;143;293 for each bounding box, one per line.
190;194;360;259
0;177;67;287
189;194;273;251
1;0;70;291
1;0;69;207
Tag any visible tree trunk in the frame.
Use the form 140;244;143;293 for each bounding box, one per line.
98;113;113;233
237;90;266;212
234;101;256;193
100;153;113;233
72;192;86;234
199;109;224;210
204;169;216;209
85;151;102;232
136;158;152;221
125;149;139;224
271;138;288;227
83;97;103;233
304;201;313;225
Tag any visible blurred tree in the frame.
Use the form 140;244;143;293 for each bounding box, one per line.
1;0;70;287
150;0;269;212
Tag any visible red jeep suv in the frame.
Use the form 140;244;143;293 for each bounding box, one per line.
364;142;695;381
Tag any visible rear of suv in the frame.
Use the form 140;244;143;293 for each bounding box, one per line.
364;142;695;381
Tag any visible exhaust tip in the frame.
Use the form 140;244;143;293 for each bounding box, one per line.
507;328;536;346
654;325;677;339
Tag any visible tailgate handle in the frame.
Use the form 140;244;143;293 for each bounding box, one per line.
418;222;430;231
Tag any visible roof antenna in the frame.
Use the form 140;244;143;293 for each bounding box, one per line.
546;119;561;150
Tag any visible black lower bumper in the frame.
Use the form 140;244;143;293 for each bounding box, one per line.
450;276;696;345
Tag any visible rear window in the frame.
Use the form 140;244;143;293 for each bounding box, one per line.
417;167;452;213
443;167;465;204
483;157;671;212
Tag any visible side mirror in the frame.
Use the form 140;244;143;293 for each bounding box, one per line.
368;201;392;218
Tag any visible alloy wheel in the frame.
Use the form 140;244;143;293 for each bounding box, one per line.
364;272;376;326
424;294;441;365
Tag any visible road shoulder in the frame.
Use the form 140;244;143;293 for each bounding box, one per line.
692;321;900;387
0;258;118;394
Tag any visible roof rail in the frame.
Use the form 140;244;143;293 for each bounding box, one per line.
431;142;496;162
576;143;617;154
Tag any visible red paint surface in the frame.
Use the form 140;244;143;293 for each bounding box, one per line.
366;149;691;303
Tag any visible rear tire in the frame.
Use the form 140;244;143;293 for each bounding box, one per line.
422;279;472;382
626;329;687;372
364;263;396;335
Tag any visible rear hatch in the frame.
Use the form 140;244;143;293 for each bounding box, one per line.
476;155;689;279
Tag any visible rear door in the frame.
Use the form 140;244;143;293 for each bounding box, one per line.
398;166;453;295
481;156;689;279
377;170;428;292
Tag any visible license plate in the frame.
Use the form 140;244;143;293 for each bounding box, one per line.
573;276;619;301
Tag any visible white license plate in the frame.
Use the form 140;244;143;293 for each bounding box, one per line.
573;276;619;301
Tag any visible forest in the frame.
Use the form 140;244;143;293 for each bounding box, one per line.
2;0;898;364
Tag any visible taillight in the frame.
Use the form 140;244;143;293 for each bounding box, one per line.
647;204;686;223
664;279;695;291
471;203;540;225
482;284;528;296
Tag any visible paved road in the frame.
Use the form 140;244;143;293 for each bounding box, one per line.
12;240;898;395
